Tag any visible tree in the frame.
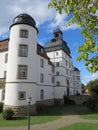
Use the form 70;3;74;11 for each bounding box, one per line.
0;79;5;89
87;78;98;95
49;0;98;72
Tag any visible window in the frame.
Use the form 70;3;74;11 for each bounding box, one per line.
52;39;56;42
56;81;60;86
18;91;26;100
40;59;44;68
66;60;68;66
77;76;80;80
40;73;44;83
4;71;7;79
20;29;28;38
77;71;80;74
17;65;27;79
5;53;8;63
56;71;60;76
52;76;54;83
52;66;54;73
56;52;58;56
56;62;59;66
19;45;28;57
40;89;44;100
66;69;68;75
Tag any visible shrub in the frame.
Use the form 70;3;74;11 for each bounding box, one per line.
36;104;45;112
0;102;3;113
3;108;14;120
64;96;75;105
86;97;96;111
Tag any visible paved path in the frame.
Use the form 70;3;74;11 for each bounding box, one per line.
0;106;98;130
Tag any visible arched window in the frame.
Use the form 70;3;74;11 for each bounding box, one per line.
40;89;44;100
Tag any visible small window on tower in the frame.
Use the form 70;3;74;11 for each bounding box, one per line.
17;65;27;79
20;29;28;38
5;53;8;63
18;91;26;100
19;45;28;57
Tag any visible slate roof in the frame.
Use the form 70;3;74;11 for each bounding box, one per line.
10;13;39;33
0;39;53;66
74;67;80;72
45;29;71;57
0;39;9;52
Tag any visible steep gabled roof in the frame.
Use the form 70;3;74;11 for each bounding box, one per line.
0;39;9;52
74;67;80;72
37;44;53;66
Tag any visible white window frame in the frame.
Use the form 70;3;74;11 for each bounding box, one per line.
40;89;44;100
40;59;44;68
19;44;28;57
5;53;8;63
18;91;26;100
20;29;28;38
17;65;27;79
40;73;44;83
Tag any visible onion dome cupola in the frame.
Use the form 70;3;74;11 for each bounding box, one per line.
10;13;39;33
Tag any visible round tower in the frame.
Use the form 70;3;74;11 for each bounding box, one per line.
4;13;38;115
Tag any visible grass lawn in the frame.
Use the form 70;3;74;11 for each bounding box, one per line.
72;105;98;120
57;123;98;130
0;105;62;127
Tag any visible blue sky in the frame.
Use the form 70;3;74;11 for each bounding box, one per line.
0;0;98;85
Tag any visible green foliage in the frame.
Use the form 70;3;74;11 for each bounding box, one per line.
0;102;3;113
87;78;98;95
86;97;96;111
0;80;5;89
49;0;98;72
3;108;14;120
0;106;61;126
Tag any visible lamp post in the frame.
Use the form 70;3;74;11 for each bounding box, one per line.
27;96;32;130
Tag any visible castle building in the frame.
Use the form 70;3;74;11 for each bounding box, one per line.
0;13;81;115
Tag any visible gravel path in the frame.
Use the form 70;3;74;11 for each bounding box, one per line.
0;106;98;130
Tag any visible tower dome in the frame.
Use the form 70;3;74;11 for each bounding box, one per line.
10;13;38;33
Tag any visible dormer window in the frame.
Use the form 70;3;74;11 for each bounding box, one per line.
52;39;56;42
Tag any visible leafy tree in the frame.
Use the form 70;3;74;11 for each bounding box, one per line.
87;78;98;95
49;0;98;72
0;79;5;89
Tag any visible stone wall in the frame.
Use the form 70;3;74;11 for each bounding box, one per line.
36;99;54;106
68;95;90;105
4;104;36;116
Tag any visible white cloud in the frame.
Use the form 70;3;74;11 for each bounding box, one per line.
0;0;80;39
85;73;98;79
0;0;51;34
49;13;66;28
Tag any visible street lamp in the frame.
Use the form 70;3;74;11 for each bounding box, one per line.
27;96;32;130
